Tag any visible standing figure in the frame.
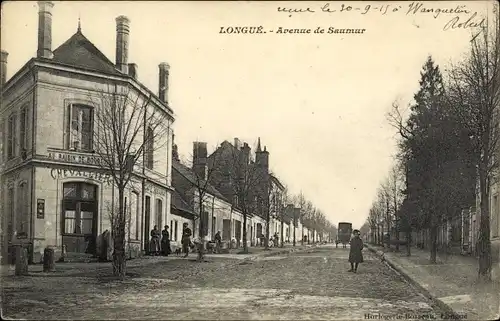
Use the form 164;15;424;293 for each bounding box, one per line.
181;223;192;258
150;225;161;256
348;229;364;273
161;225;171;256
214;231;222;254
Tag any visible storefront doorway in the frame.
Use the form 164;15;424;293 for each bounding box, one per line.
61;182;98;254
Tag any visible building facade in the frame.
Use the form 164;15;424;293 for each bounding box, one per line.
0;2;175;263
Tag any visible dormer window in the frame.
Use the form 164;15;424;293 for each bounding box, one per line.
67;104;93;152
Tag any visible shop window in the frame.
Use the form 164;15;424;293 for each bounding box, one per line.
16;182;28;238
61;182;97;235
67;104;93;152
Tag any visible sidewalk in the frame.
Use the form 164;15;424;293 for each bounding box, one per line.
366;244;500;321
1;243;317;277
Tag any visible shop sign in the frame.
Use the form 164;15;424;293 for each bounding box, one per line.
50;168;113;185
48;151;103;166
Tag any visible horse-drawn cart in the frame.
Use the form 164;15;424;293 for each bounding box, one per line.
336;222;352;248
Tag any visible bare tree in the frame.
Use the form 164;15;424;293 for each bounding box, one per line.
447;8;500;280
90;84;170;278
293;192;307;245
185;143;223;261
260;172;280;250
224;145;262;254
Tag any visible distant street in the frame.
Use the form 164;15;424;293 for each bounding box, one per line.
3;245;446;320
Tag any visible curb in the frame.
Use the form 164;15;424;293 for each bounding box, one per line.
366;244;460;317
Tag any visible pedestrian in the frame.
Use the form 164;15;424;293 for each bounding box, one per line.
150;225;161;256
214;230;222;254
181;223;192;258
161;225;171;256
348;229;364;273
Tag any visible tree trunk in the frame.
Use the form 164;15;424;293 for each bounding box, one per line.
198;202;205;262
478;167;492;281
280;220;284;248
264;212;270;250
243;212;248;254
395;217;400;252
406;228;411;257
113;187;127;279
293;221;296;247
301;225;304;245
430;224;438;264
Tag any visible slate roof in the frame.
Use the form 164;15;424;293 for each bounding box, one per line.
171;189;196;219
51;30;122;75
172;159;227;202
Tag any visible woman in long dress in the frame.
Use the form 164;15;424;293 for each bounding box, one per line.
150;225;161;256
161;225;171;256
348;229;364;273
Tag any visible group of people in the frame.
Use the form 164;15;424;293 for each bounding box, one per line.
149;223;193;258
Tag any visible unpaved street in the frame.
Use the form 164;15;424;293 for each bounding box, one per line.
2;246;446;320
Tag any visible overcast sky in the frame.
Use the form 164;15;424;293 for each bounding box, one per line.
2;1;495;229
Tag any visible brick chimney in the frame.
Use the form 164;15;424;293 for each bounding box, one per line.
234;137;241;149
241;142;251;165
158;62;170;104
37;1;54;59
193;142;208;181
115;15;130;74
1;50;8;87
128;63;138;79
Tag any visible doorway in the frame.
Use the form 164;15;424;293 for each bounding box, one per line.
61;182;98;254
144;196;151;253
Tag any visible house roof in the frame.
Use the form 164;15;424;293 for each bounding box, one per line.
52;30;122;76
172;159;227;201
171;189;194;213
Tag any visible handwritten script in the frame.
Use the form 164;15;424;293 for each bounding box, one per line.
277;1;486;41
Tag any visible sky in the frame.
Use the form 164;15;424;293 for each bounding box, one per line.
1;1;496;229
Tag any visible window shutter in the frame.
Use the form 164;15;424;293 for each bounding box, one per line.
64;104;71;149
1;118;4;163
12;113;17;157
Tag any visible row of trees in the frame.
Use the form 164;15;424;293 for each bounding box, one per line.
365;9;500;281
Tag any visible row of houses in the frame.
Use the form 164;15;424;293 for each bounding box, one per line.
0;2;319;264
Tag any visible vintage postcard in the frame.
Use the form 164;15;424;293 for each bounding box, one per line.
1;1;499;320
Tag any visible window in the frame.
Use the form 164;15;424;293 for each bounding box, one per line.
7;187;14;240
170;220;174;241
16;182;28;238
144;127;154;169
174;220;178;241
20;107;27;151
7;113;16;159
156;199;163;227
67;104;93;151
132;192;140;240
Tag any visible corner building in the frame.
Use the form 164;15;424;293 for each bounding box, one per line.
0;2;175;263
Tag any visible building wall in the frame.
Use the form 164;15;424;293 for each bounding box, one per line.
1;65;174;262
